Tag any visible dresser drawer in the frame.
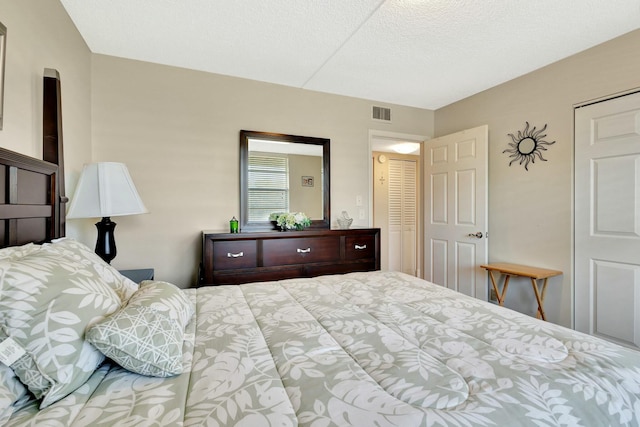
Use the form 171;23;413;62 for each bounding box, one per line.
263;236;340;266
212;240;257;270
345;234;376;260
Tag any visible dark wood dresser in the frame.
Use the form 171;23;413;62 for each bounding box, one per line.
199;228;380;286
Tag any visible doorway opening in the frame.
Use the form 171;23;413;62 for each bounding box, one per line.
369;130;425;277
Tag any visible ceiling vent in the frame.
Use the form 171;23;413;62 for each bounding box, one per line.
372;106;391;122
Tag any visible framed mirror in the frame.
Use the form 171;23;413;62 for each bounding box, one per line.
240;130;330;231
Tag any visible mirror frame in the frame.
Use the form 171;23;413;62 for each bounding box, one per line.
240;130;330;232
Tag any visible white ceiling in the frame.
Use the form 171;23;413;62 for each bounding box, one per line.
60;0;640;110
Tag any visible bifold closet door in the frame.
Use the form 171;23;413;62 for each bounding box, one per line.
574;90;640;349
388;159;417;276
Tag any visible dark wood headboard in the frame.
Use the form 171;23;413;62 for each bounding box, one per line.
0;147;61;246
0;68;66;248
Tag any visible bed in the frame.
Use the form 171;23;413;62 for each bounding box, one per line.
0;148;639;427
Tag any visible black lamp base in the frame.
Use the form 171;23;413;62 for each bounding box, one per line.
95;217;117;264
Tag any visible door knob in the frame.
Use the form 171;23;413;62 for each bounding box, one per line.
468;232;484;238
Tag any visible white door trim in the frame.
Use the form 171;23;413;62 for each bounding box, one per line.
574;87;640;109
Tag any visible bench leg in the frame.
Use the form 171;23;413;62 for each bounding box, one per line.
530;277;548;321
488;271;510;306
500;275;511;306
488;270;501;305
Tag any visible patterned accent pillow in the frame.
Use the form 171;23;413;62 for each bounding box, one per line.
0;244;123;408
0;363;28;425
86;281;194;377
86;305;184;377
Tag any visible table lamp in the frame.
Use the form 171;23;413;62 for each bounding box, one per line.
67;162;148;264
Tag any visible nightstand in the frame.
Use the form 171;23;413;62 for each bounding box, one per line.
119;268;155;283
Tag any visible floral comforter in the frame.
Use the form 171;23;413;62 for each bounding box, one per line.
7;271;640;426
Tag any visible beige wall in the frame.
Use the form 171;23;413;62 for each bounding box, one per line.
435;29;640;327
0;0;92;216
90;54;433;286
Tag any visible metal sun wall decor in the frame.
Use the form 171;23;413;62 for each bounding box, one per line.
504;122;556;171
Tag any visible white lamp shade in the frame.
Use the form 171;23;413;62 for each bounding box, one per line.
67;162;148;219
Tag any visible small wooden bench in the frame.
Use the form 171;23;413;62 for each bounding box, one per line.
480;263;562;321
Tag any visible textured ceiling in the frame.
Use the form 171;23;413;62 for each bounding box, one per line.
60;0;640;110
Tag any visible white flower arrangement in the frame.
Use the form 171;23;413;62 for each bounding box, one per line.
271;212;311;231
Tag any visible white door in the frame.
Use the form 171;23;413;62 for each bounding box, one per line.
574;91;640;349
425;125;488;299
388;159;417;275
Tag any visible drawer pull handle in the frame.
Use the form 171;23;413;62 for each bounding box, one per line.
227;251;244;258
297;248;311;254
355;244;367;250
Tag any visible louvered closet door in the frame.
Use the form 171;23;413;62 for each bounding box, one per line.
388;159;417;275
